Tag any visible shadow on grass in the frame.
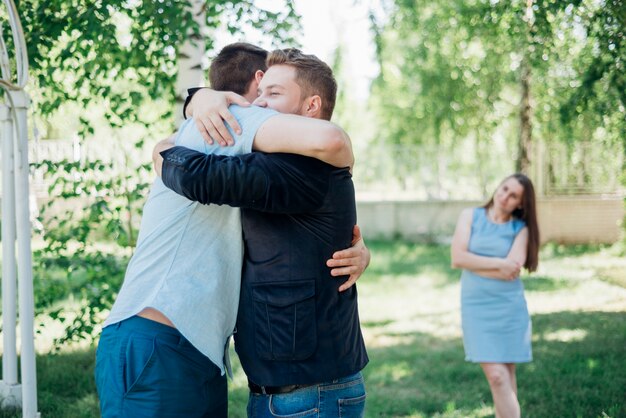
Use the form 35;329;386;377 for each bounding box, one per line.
0;311;623;418
362;311;626;417
362;319;396;328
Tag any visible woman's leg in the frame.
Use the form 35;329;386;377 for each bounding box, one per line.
506;363;518;395
480;363;520;418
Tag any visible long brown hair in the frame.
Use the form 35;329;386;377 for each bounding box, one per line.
484;173;540;271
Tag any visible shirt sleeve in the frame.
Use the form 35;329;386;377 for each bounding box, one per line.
160;146;331;213
513;219;527;235
228;105;279;154
175;105;278;157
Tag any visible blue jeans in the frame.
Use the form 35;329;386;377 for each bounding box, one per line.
247;372;366;418
95;316;227;418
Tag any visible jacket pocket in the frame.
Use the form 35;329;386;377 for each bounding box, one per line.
252;280;317;361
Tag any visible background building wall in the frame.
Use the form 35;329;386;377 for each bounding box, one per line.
357;197;624;244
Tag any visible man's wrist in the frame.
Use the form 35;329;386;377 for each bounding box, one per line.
183;87;204;119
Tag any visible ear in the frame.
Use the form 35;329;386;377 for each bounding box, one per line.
244;70;265;101
303;95;322;118
254;70;264;84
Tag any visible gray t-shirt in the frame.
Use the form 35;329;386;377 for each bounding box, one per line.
104;105;278;374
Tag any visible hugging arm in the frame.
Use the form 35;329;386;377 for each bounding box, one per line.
184;88;250;146
160;146;328;212
159;146;366;289
184;88;353;169
152;135;176;174
327;225;370;292
252;114;353;169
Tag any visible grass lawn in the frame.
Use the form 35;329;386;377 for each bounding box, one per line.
1;241;625;417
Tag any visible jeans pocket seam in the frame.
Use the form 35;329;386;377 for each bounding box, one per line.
338;393;366;418
267;395;319;418
338;392;367;406
268;394;319;417
123;336;157;397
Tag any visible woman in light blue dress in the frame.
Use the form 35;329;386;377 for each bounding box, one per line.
451;174;540;418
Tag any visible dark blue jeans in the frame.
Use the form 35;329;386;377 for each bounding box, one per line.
247;372;366;418
95;316;227;418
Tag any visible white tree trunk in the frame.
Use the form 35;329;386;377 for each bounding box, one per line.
175;0;206;125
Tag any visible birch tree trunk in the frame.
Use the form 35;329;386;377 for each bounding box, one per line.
517;0;534;174
175;0;206;125
517;58;532;174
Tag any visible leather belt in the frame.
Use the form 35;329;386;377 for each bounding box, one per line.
248;380;312;395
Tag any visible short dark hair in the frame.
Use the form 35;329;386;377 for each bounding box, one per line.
209;43;268;95
267;48;337;120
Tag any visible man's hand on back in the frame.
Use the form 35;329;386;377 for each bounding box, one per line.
327;225;371;292
187;88;250;146
152;135;176;177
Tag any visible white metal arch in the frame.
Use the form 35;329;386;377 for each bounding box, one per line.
0;0;39;417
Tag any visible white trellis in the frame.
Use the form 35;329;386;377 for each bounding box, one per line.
0;0;39;417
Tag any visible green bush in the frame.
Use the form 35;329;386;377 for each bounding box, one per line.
32;158;150;349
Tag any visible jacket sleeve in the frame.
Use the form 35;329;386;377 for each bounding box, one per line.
182;87;203;119
160;146;329;213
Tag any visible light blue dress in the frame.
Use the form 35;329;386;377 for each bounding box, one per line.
461;207;532;363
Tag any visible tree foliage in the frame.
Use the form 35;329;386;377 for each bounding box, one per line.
2;0;300;349
16;0;300;131
32;158;151;347
369;0;625;196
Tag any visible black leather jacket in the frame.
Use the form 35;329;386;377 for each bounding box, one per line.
161;146;368;386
